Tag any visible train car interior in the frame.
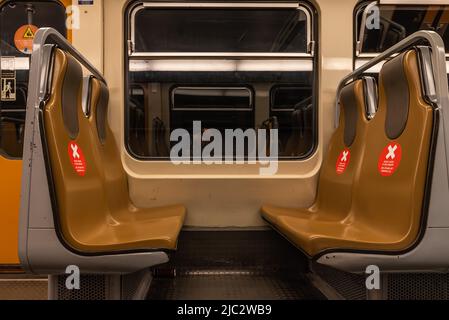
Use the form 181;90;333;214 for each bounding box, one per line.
3;0;449;301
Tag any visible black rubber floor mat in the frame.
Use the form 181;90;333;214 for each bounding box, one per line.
147;273;324;300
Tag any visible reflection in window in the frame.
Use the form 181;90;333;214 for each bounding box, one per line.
0;0;67;158
0;1;66;56
172;87;252;110
270;86;312;158
357;3;449;54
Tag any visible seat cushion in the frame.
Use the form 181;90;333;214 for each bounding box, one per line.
261;205;312;225
262;205;405;256
73;205;186;252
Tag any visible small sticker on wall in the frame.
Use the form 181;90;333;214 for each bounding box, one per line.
14;24;38;54
68;141;86;176
78;0;94;4
378;142;402;177
1;78;16;101
336;149;350;175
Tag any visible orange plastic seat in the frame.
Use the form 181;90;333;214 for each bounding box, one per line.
262;77;370;255
262;49;433;257
42;48;185;253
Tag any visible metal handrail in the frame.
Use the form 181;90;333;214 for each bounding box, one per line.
25;27;106;127
335;30;449;189
31;27;106;85
335;30;448;128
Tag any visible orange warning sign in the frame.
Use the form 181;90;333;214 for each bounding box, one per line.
68;141;87;176
336;149;350;175
378;142;402;177
14;24;38;55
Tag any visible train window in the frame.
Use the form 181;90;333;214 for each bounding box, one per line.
0;0;67;158
125;2;317;160
356;2;449;55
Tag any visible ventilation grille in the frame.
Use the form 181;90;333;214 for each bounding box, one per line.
311;262;367;300
386;273;449;300
56;275;108;300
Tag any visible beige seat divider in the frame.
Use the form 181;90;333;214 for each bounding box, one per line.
43;48;185;254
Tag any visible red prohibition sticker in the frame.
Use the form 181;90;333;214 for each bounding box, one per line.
68;141;86;176
378;142;402;177
336;149;351;175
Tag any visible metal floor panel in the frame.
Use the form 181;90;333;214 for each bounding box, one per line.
161;230;309;273
0;275;48;300
147;230;325;300
147;273;324;300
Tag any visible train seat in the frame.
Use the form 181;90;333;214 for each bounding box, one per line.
261;48;434;257
42;48;185;253
262;76;372;254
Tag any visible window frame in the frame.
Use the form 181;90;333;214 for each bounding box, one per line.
127;1;315;58
124;1;319;161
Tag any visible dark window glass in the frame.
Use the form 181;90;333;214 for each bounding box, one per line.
271;86;311;110
134;8;308;53
358;5;449;53
128;85;148;156
127;69;314;159
270;86;312;158
0;1;67;56
0;1;67;158
127;5;315;160
169;86;255;160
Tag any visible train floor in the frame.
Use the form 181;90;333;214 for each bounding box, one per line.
147;230;325;300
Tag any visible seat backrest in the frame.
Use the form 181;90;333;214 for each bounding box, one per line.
43;48;119;252
313;77;375;217
353;49;435;249
87;76;133;213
